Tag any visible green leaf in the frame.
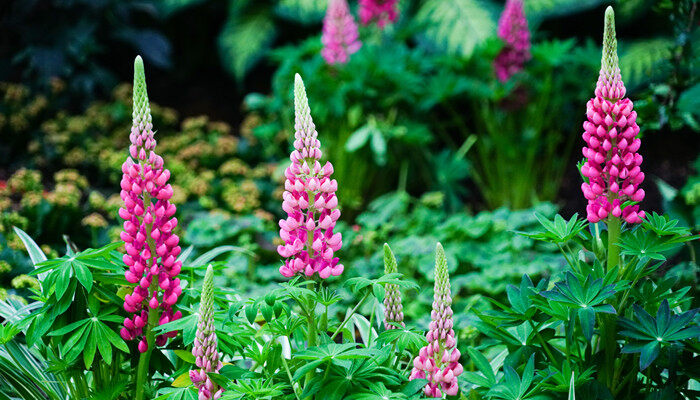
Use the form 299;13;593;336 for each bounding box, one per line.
345;125;373;152
619;38;673;90
415;0;498;58
12;227;47;266
218;10;276;81
274;0;326;23
525;0;605;21
73;262;93;292
174;350;196;364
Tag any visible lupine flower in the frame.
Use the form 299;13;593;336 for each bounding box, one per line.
190;265;223;400
119;56;182;352
359;0;399;29
383;243;404;330
494;0;531;82
580;7;645;224
409;243;463;397
321;0;362;65
277;74;343;279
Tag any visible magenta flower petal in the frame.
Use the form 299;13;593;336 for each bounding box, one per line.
359;0;399;29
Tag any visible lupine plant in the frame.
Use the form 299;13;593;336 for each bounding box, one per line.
359;0;399;29
463;7;699;400
0;6;697;400
493;0;531;83
321;0;362;66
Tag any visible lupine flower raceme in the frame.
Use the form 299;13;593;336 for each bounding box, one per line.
321;0;362;65
190;265;224;400
409;243;463;397
580;7;645;224
359;0;399;29
278;74;343;279
494;0;531;82
119;56;182;352
383;243;404;330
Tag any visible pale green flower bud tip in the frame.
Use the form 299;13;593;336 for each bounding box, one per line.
602;6;619;75
434;242;450;289
132;55;150;121
201;264;215;310
383;243;398;275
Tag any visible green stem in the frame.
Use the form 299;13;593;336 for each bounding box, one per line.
366;298;375;347
281;356;301;400
135;195;161;400
606;217;621;271
304;281;317;398
330;291;370;341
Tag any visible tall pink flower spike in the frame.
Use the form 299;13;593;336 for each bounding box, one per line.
119;56;183;352
321;0;362;65
278;74;343;279
410;243;463;397
494;0;531;82
580;7;645;224
190;265;223;400
359;0;399;29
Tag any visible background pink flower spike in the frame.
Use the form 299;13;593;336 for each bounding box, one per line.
494;0;531;82
580;7;645;224
277;74;343;279
409;243;463;397
321;0;362;65
359;0;399;29
119;56;182;352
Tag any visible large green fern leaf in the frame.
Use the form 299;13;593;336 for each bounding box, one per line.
275;0;326;23
415;0;499;58
525;0;605;21
619;38;673;90
218;10;276;81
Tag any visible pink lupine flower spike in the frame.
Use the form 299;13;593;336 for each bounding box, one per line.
580;7;645;224
410;243;463;397
383;244;404;330
321;0;362;65
119;56;182;352
278;74;343;279
359;0;399;29
190;265;224;400
494;0;531;82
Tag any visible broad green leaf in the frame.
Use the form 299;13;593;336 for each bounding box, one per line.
218;11;275;81
415;0;498;58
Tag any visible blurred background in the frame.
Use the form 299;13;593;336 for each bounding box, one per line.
0;0;697;320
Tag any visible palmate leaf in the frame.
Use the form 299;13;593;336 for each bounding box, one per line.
223;378;286;400
619;300;700;370
376;326;427;353
415;0;498;58
520;213;589;245
540;272;617;340
618;229;681;261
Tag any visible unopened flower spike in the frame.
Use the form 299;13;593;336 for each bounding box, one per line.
580;7;645;224
383;243;404;330
359;0;399;29
410;243;463;397
119;56;182;352
190;265;224;400
321;0;362;65
494;0;531;82
277;74;343;279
